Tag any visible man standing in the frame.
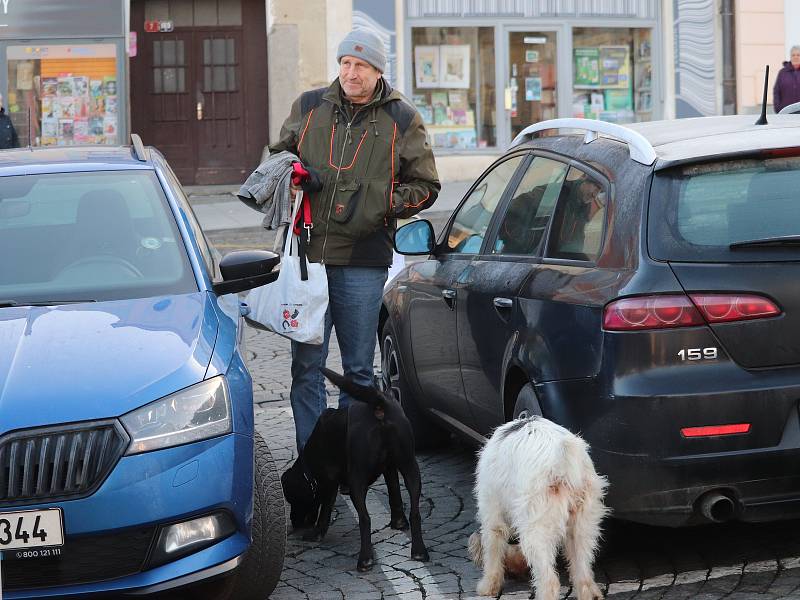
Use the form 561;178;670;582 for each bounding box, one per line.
271;29;440;451
774;45;800;113
0;94;20;149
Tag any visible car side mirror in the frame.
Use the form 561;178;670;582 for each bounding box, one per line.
212;250;280;295
394;220;435;255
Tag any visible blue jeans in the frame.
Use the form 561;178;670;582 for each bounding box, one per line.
290;265;388;451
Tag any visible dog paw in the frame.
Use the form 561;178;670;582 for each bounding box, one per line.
302;529;324;542
476;575;503;597
356;556;374;572
410;547;429;562
575;580;604;600
389;515;410;530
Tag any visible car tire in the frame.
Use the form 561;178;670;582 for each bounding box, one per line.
199;431;286;600
511;383;543;420
381;319;445;450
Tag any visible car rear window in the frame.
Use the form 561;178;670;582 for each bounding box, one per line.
648;157;800;262
0;170;198;304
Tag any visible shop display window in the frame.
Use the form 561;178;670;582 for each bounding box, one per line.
571;28;652;124
411;27;496;149
7;44;119;146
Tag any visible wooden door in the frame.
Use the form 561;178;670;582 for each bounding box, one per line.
140;31;196;181
193;30;247;183
130;0;268;185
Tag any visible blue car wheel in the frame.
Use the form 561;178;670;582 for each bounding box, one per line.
194;432;286;599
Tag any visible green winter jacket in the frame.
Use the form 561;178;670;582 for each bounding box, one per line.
269;78;440;267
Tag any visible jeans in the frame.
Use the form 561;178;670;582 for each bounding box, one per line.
290;265;388;451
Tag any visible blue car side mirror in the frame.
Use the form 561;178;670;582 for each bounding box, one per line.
394;220;435;255
213;250;280;295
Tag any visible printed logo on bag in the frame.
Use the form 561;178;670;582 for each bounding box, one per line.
335;204;344;215
281;307;301;331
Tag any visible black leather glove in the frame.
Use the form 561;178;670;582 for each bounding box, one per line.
300;165;324;194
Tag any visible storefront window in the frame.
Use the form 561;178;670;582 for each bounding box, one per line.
571;28;652;124
411;27;495;149
7;44;119;146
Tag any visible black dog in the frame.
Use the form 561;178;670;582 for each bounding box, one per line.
281;367;429;571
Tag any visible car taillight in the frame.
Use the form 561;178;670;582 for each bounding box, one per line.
603;293;781;331
603;295;704;330
688;294;781;323
681;423;751;437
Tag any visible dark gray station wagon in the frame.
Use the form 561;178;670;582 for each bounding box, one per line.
381;116;800;527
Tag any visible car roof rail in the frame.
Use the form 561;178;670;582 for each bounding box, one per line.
130;133;148;162
510;118;657;165
778;101;800;115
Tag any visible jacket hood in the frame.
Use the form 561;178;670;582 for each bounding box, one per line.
782;61;799;71
0;293;218;432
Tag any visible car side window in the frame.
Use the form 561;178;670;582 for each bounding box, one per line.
162;166;216;276
447;155;525;254
492;156;568;256
547;167;608;261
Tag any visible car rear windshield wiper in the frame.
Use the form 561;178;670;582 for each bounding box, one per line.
0;299;97;308
729;235;800;249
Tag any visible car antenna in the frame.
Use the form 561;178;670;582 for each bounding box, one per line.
754;65;770;125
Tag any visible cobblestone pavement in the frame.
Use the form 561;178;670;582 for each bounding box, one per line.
242;325;800;600
202;225;800;600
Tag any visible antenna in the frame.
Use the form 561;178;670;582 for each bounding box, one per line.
28;106;32;150
754;65;769;125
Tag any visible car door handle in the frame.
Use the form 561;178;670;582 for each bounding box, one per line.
442;288;456;310
493;297;513;309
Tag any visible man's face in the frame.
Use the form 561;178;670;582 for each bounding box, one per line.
792;49;800;68
339;55;381;103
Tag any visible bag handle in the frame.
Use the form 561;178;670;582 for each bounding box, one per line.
284;191;310;281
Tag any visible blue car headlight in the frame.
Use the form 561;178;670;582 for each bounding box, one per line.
121;376;231;455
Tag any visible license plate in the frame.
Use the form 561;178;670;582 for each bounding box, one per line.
0;508;64;551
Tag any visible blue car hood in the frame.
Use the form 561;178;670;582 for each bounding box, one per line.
0;293;218;432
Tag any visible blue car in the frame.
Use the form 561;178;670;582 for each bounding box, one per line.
0;137;285;598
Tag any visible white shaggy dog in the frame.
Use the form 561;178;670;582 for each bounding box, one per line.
470;416;609;600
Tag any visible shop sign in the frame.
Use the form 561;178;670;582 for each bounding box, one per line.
0;0;125;39
144;20;174;33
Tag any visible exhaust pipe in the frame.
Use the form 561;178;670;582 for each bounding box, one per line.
699;491;737;523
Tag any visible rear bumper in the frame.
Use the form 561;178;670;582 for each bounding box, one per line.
536;377;800;527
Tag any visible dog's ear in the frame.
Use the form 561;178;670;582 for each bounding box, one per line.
320;367;383;406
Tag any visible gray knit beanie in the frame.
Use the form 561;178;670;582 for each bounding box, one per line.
337;29;386;73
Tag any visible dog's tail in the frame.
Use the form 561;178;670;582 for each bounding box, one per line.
320;367;384;408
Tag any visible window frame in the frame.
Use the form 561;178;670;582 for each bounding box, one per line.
542;157;612;265
483;152;572;261
438;150;531;258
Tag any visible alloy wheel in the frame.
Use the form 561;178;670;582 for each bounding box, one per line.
382;333;402;405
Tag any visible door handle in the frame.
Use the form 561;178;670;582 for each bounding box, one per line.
442;288;456;310
493;297;513;309
196;102;203;121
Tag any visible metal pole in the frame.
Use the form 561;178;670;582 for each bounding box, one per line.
720;0;737;115
1;550;4;600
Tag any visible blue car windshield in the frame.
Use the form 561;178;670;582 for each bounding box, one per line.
0;170;198;304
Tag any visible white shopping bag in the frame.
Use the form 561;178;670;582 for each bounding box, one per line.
245;192;329;344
